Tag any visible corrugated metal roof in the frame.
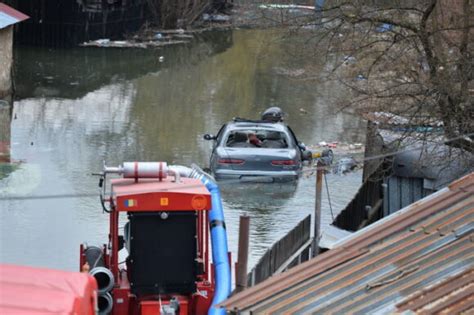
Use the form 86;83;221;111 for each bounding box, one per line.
0;3;29;30
220;172;474;314
396;267;474;314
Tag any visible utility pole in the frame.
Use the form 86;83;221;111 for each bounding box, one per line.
235;214;250;293
312;161;323;257
315;0;325;25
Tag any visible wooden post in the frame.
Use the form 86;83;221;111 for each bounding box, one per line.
312;161;323;257
236;214;250;292
0;100;11;163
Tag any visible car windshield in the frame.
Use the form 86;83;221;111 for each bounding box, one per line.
225;130;289;148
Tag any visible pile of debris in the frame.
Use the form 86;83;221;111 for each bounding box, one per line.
81;29;194;49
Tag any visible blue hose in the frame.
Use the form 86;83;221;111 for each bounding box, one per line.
200;177;231;315
169;165;231;314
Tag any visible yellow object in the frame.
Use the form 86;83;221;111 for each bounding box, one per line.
312;152;321;158
160;197;169;206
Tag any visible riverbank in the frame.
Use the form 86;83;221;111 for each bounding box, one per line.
82;2;316;48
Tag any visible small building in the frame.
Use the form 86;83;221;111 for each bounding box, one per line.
332;113;473;232
219;172;474;314
0;3;28;100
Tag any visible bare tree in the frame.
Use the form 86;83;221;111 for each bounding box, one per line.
146;0;212;29
260;0;473;152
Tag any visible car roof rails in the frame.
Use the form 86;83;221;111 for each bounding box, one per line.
232;117;277;123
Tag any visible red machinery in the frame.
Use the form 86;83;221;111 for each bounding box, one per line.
80;162;219;315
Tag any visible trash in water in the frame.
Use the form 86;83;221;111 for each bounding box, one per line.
333;157;358;175
343;55;356;64
376;23;393;33
94;39;110;45
202;13;230;22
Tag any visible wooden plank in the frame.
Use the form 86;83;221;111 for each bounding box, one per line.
248;215;311;286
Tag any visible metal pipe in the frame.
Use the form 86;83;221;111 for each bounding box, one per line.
84;246;115;294
167;167;181;182
103;162;169;179
90;267;115;295
122;162;168;179
236;215;250;293
98;292;113;315
102;166;123;174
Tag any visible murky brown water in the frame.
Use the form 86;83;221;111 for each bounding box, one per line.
0;29;365;271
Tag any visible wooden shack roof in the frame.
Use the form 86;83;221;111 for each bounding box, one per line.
0;3;29;30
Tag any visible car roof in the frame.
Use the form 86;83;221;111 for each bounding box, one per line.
225;121;289;133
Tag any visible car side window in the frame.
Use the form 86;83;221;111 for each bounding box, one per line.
286;126;299;147
215;124;227;145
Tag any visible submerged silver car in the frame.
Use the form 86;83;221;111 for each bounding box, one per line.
204;119;311;182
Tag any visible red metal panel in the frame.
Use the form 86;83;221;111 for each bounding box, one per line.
194;281;214;314
112;288;132;315
140;301;161;315
111;178;211;212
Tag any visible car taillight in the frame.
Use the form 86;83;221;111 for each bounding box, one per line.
271;160;296;166
218;159;245;165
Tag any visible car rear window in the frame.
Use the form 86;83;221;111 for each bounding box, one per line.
225;130;289;148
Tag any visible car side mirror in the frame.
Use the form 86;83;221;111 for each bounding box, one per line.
204;134;217;140
302;150;312;161
298;142;306;151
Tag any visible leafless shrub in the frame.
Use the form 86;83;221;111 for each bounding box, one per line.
259;0;473;154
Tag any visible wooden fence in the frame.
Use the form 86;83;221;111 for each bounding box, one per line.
333;178;383;231
247;215;311;286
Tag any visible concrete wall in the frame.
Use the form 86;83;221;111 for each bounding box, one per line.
0;26;13;100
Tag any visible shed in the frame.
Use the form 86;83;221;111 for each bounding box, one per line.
219;172;474;314
333;114;473;232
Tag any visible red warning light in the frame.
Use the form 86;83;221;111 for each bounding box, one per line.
192;195;207;210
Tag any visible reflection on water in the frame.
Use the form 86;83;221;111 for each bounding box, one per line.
1;29;365;271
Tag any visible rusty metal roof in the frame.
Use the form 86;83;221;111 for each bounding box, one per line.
396;267;474;314
0;3;29;30
220;172;474;314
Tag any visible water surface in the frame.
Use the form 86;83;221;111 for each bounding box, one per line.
0;29;365;271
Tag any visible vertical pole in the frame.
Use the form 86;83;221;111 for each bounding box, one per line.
0;100;11;163
109;209;119;281
315;0;325;25
236;214;250;293
313;161;323;257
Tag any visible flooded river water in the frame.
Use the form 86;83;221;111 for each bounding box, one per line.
0;29;365;271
